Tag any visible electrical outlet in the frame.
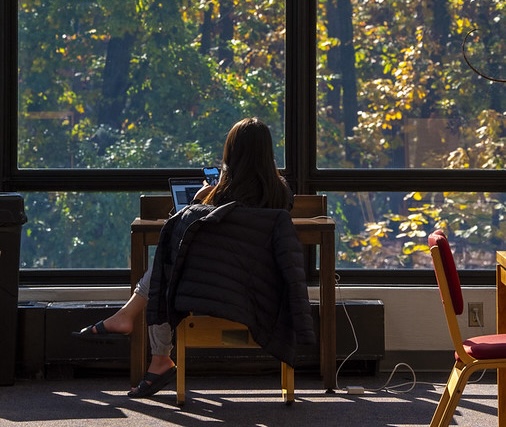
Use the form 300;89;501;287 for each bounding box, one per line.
468;302;484;327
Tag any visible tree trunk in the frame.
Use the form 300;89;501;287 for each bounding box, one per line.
337;0;358;138
488;62;503;112
200;3;214;55
421;0;449;119
218;0;234;67
97;33;135;129
326;0;341;123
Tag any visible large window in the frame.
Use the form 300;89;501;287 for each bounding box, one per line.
315;0;505;270
17;1;286;170
327;191;503;270
2;0;505;274
15;0;286;269
316;0;506;170
21;192;141;268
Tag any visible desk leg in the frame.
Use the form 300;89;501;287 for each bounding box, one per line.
497;264;506;425
320;230;336;392
130;231;148;387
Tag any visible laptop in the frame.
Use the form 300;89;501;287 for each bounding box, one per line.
168;177;203;212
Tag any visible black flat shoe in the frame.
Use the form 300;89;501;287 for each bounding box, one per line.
72;320;128;343
127;366;177;398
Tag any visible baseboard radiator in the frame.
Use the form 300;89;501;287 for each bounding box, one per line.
17;301;130;379
16;299;384;379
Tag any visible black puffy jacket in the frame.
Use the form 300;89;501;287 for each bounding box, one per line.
147;201;316;366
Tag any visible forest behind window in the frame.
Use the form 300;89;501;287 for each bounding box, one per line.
316;0;505;170
16;0;505;270
18;0;286;169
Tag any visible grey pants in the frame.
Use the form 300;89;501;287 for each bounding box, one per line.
134;266;174;357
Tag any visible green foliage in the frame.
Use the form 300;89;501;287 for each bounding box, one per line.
21;191;138;268
17;0;505;268
316;0;505;268
334;190;505;269
18;0;286;267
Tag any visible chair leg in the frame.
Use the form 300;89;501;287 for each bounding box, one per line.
499;367;506;427
440;365;476;427
430;362;471;427
281;362;295;405
176;322;186;406
430;366;456;427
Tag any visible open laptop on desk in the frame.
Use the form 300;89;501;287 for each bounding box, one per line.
168;177;203;213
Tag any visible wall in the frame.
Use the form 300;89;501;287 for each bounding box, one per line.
311;285;496;371
19;285;497;372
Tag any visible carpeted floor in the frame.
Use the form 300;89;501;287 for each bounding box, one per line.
0;371;499;426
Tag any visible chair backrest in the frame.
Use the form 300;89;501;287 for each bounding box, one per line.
428;230;464;315
140;195;173;220
290;194;327;218
428;230;469;361
139;194;327;220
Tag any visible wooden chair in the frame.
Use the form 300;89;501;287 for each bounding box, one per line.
176;316;295;405
137;194;326;406
290;194;327;219
428;230;506;427
174;196;327;406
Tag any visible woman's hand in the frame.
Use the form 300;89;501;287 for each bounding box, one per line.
193;181;214;202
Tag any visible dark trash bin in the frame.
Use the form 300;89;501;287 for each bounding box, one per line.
0;193;27;385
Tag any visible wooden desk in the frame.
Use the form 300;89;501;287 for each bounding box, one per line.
130;216;337;391
497;251;506;424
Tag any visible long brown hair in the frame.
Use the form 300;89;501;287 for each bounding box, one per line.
202;118;292;209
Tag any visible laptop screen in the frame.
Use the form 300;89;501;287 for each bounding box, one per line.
168;178;203;212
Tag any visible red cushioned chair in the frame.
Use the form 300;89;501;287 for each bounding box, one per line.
428;230;506;427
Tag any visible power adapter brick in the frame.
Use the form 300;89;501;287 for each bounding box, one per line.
346;386;365;395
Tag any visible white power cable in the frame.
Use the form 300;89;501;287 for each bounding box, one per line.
366;362;417;394
334;273;359;391
332;240;487;394
334;275;417;394
467;309;487;383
